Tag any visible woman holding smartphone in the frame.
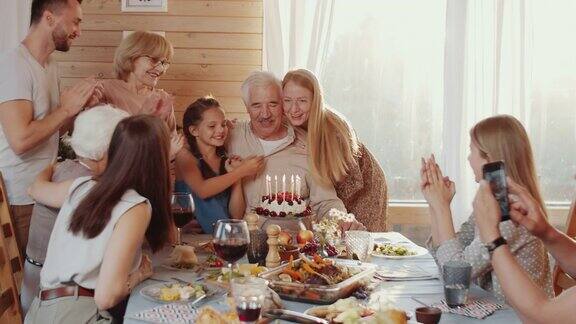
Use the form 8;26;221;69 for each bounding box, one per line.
420;115;553;301
474;177;576;323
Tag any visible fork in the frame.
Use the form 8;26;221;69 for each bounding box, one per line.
188;293;208;306
171;277;192;285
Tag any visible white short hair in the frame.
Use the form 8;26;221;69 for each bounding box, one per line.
70;105;130;160
240;71;282;105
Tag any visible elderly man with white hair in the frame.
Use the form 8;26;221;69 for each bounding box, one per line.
227;71;365;231
20;105;129;313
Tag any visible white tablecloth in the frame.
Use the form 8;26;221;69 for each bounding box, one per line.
124;232;521;323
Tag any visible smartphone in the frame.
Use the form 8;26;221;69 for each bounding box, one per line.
482;161;510;221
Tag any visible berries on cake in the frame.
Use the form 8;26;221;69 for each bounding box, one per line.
255;192;311;218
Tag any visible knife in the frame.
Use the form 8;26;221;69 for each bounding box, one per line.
262;309;329;324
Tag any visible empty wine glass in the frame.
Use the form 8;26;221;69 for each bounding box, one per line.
345;230;373;262
171;192;195;245
213;219;250;271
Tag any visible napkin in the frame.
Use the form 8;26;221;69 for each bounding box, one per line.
432;297;504;319
376;265;436;280
125;303;199;323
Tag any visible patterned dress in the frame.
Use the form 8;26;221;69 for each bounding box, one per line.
427;214;553;302
335;143;388;232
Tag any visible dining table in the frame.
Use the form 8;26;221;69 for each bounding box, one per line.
123;232;521;323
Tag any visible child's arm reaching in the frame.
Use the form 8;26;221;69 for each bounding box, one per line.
176;149;264;199
227;155;247;218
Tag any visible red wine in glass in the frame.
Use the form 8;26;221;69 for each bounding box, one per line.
213;219;250;268
214;239;249;264
171;193;195;245
236;298;262;322
173;209;195;228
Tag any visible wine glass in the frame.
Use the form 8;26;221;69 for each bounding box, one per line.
171;192;195;245
213;219;250;271
231;277;268;324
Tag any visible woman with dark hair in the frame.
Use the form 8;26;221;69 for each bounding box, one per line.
25;115;174;323
175;96;264;234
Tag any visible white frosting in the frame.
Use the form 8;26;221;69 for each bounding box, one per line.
259;196;307;215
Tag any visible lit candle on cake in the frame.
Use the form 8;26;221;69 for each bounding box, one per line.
290;175;294;197
274;175;278;198
296;175;301;198
282;174;286;200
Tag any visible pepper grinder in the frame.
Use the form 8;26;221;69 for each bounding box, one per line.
265;224;281;268
246;213;268;265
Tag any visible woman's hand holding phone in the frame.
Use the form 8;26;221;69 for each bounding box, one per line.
473;180;503;243
507;177;552;240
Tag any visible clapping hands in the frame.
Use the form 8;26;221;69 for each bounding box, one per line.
142;89;174;122
61;77;102;116
420;154;456;211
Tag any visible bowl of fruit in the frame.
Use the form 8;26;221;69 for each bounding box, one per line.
297;229;339;258
279;244;300;262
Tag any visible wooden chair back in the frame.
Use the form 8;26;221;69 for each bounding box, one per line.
0;173;23;322
553;197;576;295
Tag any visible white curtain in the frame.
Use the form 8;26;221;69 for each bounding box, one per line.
263;0;335;79
442;0;533;226
264;0;576;229
0;0;31;52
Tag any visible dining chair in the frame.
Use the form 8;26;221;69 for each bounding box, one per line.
0;173;23;323
552;196;576;296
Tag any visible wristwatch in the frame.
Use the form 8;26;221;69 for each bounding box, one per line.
485;236;507;257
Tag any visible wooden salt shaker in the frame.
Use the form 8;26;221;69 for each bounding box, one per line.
245;213;259;231
265;224;281;268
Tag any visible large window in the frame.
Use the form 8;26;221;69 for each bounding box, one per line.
321;1;446;201
528;0;576;203
316;0;575;204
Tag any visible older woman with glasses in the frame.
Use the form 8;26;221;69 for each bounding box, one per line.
96;30;177;132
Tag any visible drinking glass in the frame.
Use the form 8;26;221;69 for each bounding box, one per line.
171;193;195;245
231;277;268;324
213;219;250;270
442;260;472;307
344;231;373;262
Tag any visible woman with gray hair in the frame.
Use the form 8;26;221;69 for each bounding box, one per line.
20;105;129;313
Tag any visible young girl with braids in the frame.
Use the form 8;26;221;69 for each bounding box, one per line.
175;96;264;234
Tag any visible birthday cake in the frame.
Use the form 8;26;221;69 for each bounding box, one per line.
255;192;311;218
255;174;311;218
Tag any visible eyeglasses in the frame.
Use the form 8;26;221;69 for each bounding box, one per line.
140;55;171;69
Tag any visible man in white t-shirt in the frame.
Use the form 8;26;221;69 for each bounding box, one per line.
0;0;99;257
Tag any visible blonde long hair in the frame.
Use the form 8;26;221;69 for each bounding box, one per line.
282;69;359;185
470;115;546;213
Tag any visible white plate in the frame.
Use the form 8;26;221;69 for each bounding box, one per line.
304;308;416;322
139;282;225;304
371;243;429;259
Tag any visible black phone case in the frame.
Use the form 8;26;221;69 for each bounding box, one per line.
482;161;510;221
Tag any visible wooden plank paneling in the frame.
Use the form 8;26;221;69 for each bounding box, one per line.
173;96;246;113
74;31;262;49
82;0;262;17
53;47;262;65
58;62;260;81
58;0;259;125
175;111;248;124
60;78;243;97
166;32;262;50
82;15;262;33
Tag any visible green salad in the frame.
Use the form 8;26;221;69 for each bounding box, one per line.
373;243;416;256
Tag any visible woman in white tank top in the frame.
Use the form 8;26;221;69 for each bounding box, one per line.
24;115;175;324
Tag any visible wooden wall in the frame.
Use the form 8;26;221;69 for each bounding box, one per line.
54;0;262;124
